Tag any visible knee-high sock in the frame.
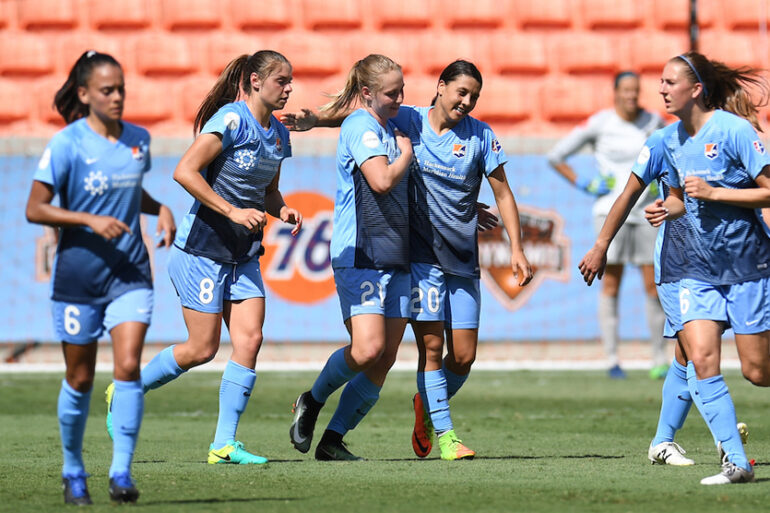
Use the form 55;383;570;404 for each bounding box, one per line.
58;380;91;476
417;369;452;434
311;347;357;404
326;373;381;436
598;294;619;367
646;296;668;367
686;362;750;470
109;379;143;478
442;362;469;400
651;360;692;446
141;345;186;393
212;361;256;448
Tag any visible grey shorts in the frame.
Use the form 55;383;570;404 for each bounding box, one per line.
594;215;657;266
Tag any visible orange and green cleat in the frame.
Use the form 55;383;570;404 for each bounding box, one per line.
438;429;475;461
411;393;434;458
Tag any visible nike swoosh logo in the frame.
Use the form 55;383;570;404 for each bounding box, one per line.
136;308;150;314
436;398;447;403
219;453;231;461
746;319;760;326
85;157;98;165
413;431;429;454
292;422;306;444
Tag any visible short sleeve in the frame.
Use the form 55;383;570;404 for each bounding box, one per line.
342;113;389;168
728;119;770;179
631;130;667;186
33;133;72;193
479;122;507;176
201;104;242;150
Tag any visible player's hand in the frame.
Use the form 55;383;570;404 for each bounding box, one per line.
395;130;413;158
578;246;607;286
230;207;267;233
511;249;533;287
89;214;132;241
477;202;498;232
155;204;176;248
280;109;318;132
576;175;611;196
684;176;714;200
644;198;669;227
280;206;303;237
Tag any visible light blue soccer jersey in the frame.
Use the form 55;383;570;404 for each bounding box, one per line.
664;110;770;284
175;101;291;263
392;105;506;278
330;108;409;270
33;119;152;304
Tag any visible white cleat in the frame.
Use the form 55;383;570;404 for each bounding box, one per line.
700;461;755;485
648;441;695;466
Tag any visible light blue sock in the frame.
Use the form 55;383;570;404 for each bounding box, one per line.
109;379;143;478
686;362;750;470
685;362;718;446
652;360;692;446
141;345;186;393
327;373;381;435
442;362;469;400
311;347;357;403
213;361;256;449
417;369;452;434
58;380;91;476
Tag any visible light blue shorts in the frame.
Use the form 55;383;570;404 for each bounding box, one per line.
168;245;265;314
334;267;410;321
679;277;770;334
657;281;682;338
52;288;153;344
410;263;480;329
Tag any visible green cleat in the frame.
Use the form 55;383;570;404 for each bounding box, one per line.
105;382;114;440
208;441;268;465
438;430;475;461
649;364;669;380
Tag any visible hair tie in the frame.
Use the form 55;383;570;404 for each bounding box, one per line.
678;54;709;98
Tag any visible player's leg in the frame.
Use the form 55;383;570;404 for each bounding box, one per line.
599;265;624;378
730;277;770;387
641;264;668;379
413;320;449;457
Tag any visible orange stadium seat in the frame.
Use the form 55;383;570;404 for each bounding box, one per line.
540;77;610;123
638;76;666;118
179;75;218;125
206;33;268;76
471;79;531;123
554;32;617;74
281;77;335;114
133;33;197;76
652;0;715;30
121;76;174;124
35;75;68;124
0;80;32;122
272;33;341;77
18;0;78;29
488;33;548;75
57;34;123;74
699;32;761;69
301;0;362;30
230;0;293;30
581;0;642;29
336;33;418;74
160;0;221;30
630;32;690;74
0;33;53;75
89;0;153;30
442;0;503;29
721;0;770;30
0;0;12;29
514;0;573;29
370;0;432;29
415;32;487;76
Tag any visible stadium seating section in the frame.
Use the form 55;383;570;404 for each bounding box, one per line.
0;0;767;137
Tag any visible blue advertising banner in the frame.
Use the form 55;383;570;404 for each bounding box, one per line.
1;154;654;343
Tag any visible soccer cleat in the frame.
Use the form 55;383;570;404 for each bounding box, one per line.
315;438;364;461
649;364;669;380
608;365;627;379
290;391;321;454
648;441;694;466
700;461;755;485
411;393;434;458
62;473;92;506
438;430;475;461
717;422;749;463
108;472;139;503
105;382;114;440
207;440;268;465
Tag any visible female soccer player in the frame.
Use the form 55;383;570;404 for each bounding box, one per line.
289;54;413;461
284;60;532;460
26;50;176;504
121;50;301;465
624;52;770;485
548;72;667;379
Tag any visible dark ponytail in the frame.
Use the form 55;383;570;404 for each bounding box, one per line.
193;50;291;134
53;50;122;124
431;60;483;106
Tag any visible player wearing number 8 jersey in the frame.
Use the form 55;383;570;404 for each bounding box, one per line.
119;50;302;466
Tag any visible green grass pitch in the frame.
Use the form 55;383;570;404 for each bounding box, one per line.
1;369;768;512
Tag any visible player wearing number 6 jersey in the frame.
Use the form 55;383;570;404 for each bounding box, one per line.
26;51;176;505
113;50;302;466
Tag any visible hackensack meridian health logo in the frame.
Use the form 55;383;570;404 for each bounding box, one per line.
261;191;335;303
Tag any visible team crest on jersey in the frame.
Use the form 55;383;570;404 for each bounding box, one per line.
753;140;766;154
234;149;258;170
704;143;718;160
131;146;144;162
491;139;502;153
275;136;282;153
452;144;466;159
84;170;109;196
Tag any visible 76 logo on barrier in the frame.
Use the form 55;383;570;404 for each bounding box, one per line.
261;191;336;303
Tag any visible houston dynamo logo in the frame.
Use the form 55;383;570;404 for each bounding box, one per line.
261;192;335;303
478;205;570;310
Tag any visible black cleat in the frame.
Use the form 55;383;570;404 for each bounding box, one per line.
108;473;139;504
290;391;322;453
62;473;92;506
315;431;364;461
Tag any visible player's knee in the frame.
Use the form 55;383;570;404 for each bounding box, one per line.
741;364;770;387
66;373;94;393
351;343;384;368
114;354;141;381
